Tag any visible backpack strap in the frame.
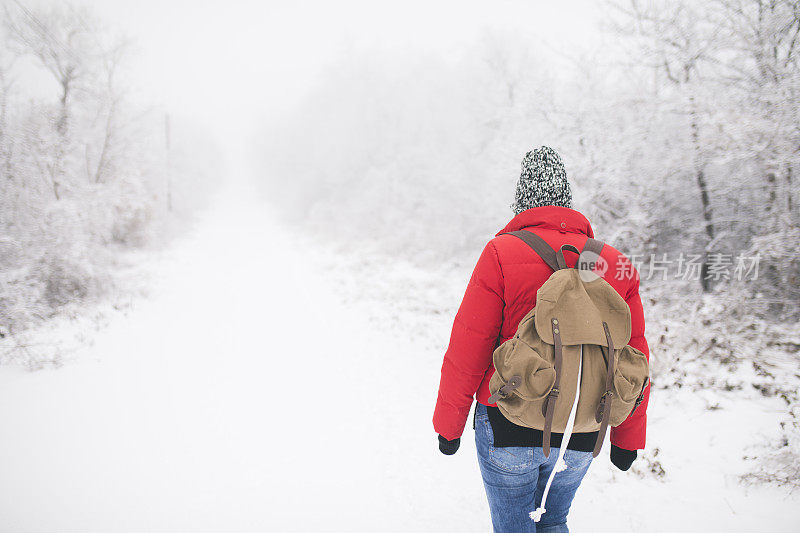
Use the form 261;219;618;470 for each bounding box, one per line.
541;317;563;458
503;230;561;271
578;237;605;271
593;322;616;457
505;231;606;272
556;244;581;269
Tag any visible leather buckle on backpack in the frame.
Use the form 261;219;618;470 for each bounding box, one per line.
487;375;522;404
595;390;614;423
540;387;560;416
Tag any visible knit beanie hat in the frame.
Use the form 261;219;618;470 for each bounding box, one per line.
510;146;573;215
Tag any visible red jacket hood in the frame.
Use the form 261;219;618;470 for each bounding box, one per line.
495;206;595;238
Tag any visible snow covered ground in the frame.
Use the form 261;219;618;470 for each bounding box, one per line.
1;186;798;532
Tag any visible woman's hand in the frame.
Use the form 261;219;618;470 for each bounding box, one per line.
438;435;461;455
610;444;637;471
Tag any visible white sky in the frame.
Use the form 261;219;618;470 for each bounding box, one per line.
29;0;605;175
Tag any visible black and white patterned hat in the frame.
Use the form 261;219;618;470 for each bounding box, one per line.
510;146;573;215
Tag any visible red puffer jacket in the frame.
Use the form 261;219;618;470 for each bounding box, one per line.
433;206;650;451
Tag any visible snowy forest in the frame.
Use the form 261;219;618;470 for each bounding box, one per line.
1;0;799;531
0;3;218;363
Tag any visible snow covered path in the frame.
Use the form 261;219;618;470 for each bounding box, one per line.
0;187;482;532
1;187;799;532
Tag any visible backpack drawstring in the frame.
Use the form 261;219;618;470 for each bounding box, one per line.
531;345;583;522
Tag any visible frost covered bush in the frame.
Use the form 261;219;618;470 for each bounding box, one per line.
737;228;800;320
87;177;156;247
35;246;108;309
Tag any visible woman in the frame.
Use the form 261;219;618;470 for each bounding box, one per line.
433;146;650;532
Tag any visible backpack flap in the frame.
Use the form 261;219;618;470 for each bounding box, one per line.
490;336;556;403
533;269;632;348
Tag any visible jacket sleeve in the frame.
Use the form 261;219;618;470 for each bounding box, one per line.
610;265;651;451
433;241;505;440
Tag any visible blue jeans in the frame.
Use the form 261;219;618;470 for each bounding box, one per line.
474;403;593;533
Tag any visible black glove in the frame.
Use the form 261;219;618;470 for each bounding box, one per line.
610;444;637;471
438;435;460;455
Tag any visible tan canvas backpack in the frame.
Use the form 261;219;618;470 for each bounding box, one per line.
487;231;650;460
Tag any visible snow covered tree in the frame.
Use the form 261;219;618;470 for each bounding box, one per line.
609;0;799;311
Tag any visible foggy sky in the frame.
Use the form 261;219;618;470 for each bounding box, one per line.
25;0;604;176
